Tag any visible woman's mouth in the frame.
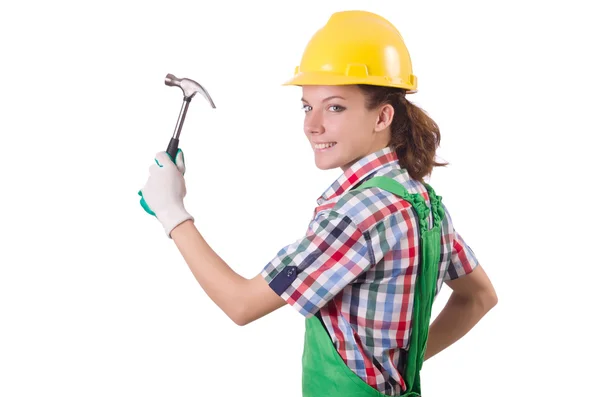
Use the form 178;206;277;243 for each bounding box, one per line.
314;142;337;151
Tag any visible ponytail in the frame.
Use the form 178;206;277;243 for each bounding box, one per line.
357;85;448;184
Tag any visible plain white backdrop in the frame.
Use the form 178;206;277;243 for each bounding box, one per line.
1;1;598;396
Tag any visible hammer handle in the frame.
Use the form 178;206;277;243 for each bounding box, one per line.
166;137;179;163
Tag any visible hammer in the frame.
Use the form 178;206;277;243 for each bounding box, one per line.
164;73;216;161
138;74;215;217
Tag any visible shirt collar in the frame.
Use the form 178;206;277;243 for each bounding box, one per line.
316;146;400;205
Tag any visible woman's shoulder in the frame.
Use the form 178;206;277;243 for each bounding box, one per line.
331;168;421;232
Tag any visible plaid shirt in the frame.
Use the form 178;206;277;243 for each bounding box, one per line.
261;146;480;395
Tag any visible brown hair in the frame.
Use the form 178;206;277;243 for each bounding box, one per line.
357;84;448;184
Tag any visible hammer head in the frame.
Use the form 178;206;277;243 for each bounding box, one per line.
165;73;216;108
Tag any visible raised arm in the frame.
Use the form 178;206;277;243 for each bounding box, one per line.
170;220;286;326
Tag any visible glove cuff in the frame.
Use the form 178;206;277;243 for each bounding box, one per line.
156;206;194;238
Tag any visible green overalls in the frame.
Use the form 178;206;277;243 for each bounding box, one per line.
301;176;445;397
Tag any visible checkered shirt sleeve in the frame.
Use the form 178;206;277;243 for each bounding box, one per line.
443;206;480;281
261;210;385;317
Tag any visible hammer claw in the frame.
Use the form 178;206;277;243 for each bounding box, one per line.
164;73;216;160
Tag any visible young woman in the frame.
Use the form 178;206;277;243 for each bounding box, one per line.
139;10;497;397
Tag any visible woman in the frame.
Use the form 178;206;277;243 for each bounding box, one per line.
139;10;498;397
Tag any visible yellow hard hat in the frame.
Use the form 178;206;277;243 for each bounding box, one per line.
283;10;418;93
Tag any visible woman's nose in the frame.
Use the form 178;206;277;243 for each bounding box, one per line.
304;113;325;135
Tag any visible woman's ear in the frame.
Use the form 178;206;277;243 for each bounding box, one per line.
374;103;394;132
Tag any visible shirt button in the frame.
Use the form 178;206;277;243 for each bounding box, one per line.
286;267;297;278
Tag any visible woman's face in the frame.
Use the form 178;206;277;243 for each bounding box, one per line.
301;85;393;172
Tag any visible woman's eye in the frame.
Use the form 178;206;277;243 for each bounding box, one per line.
301;104;344;112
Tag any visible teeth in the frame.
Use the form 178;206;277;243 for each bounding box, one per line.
315;142;337;149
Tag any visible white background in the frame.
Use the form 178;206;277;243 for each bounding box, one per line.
1;1;598;396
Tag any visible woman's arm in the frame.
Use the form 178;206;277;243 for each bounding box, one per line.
424;265;498;361
170;220;287;326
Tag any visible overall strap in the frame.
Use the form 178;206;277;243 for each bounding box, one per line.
355;176;442;231
352;175;444;396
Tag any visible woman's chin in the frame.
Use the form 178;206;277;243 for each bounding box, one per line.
314;157;339;170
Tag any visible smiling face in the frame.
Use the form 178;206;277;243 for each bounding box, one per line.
301;85;394;172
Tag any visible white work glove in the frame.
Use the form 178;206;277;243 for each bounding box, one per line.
138;149;194;238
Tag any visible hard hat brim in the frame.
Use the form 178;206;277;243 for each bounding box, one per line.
282;71;417;94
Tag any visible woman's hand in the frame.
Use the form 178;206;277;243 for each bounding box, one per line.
139;149;194;238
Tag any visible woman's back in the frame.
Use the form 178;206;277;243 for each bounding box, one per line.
261;146;480;395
